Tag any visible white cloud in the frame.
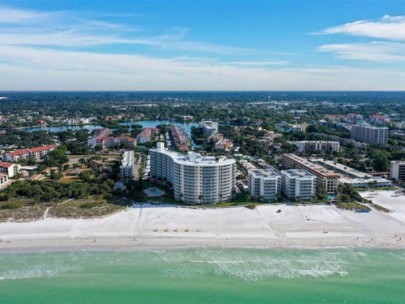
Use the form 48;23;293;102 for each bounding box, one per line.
320;15;405;41
0;45;404;90
318;41;405;62
226;60;289;67
0;6;272;55
0;5;59;24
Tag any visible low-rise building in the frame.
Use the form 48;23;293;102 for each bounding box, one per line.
369;114;390;125
168;126;191;151
311;158;392;188
214;138;234;151
87;128;112;148
136;128;159;144
291;124;307;133
0;162;21;178
3;145;57;162
0;173;8;188
200;121;219;137
102;136;136;148
248;167;281;202
281;154;339;195
281;169;317;200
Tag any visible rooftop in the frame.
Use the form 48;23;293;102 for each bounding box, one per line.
281;169;316;179
311;158;371;179
249;167;280;178
282;154;340;178
0;161;15;168
152;143;235;167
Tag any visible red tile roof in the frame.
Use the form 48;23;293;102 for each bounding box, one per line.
0;162;14;168
29;145;57;153
6;145;57;157
7;149;31;157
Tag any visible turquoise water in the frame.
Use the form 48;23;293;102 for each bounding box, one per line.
1;249;405;303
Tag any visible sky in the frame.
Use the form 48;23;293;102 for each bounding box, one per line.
1;0;405;91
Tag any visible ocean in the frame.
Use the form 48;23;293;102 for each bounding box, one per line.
0;248;404;303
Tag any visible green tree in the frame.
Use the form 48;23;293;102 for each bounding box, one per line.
372;151;390;172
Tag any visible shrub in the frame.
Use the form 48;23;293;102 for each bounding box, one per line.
2;202;22;210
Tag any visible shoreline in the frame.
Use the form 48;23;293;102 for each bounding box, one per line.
2;236;405;253
1;190;405;253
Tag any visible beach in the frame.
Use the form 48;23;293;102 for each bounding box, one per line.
1;190;404;252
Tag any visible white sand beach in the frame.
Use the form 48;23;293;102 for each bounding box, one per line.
1;190;405;252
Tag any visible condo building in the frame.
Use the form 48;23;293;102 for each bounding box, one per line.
119;150;135;183
3;145;57;162
0;162;21;178
87;128;112;148
150;142;236;204
200;121;219;137
248;167;281;202
292;141;340;153
281;169;317;200
281;154;339;195
136;128;159;144
351;125;388;145
102;136;136;148
390;161;405;181
0;173;8;188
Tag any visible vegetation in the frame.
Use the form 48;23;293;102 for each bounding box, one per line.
0;179;117;203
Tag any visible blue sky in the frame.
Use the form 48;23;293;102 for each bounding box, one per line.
1;0;405;90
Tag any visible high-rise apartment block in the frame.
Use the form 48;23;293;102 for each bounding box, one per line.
150;143;236;204
248;167;281;202
351;125;388;145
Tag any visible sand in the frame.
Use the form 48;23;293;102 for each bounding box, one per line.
1;190;405;252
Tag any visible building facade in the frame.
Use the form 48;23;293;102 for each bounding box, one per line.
248;168;281;202
200;121;219;137
3;145;57;162
119;150;135;183
0;173;8;188
281;169;316;200
102;136;136;148
281;154;339;195
0;162;21;178
351;125;388;145
87;128;112;148
136;128;159;144
390;161;405;181
292;141;340;153
150;142;236;204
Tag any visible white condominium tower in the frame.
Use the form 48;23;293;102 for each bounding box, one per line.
119;150;135;183
150;142;236;204
281;154;339;195
281;169;317;200
248;168;281;202
390;161;405;181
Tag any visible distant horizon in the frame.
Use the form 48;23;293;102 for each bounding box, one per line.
2;90;405;93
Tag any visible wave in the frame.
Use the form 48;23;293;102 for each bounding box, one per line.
0;264;79;281
155;249;354;281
